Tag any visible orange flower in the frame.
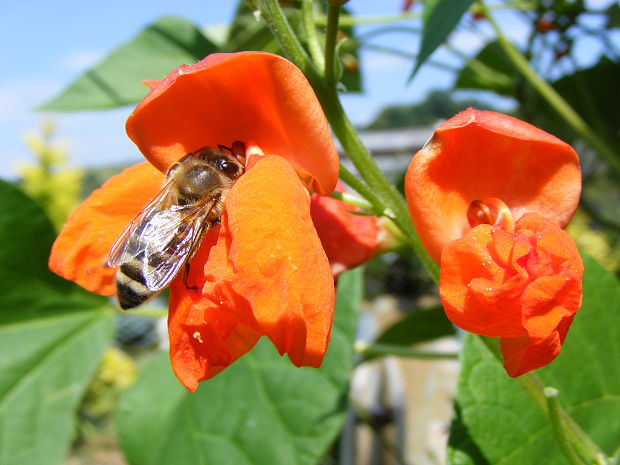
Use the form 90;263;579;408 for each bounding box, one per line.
311;182;379;276
405;109;583;376
49;52;340;391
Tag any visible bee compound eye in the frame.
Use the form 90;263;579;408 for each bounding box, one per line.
217;159;240;176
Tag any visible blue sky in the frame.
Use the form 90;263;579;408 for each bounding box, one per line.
0;0;614;178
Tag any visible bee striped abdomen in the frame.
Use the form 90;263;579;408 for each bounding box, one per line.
116;256;151;309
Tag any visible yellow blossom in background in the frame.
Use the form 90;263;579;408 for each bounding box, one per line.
567;209;620;272
18;119;83;230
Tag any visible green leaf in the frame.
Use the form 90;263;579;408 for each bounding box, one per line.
0;180;71;290
409;0;476;80
40;15;219;111
606;3;620;29
118;268;361;465
363;305;455;361
455;40;519;96
448;254;620;464
0;180;116;465
529;58;620;151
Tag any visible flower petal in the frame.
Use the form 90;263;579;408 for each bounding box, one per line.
310;182;378;276
220;155;335;367
405;109;581;262
126;52;339;195
168;231;260;392
167;155;335;390
49;162;165;295
500;315;574;377
440;213;583;348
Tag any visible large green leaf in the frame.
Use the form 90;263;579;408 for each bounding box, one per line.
0;180;71;290
530;58;620;150
455;40;519;96
40;15;219;111
118;268;361;465
448;254;620;464
409;0;476;80
361;305;456;361
0;180;116;465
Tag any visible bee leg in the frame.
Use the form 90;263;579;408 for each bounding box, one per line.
182;263;199;290
182;218;218;291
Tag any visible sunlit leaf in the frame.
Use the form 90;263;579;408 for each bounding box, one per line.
0;180;115;465
448;254;620;464
455;40;518;95
362;306;455;361
40;16;219;111
118;268;361;465
409;0;476;80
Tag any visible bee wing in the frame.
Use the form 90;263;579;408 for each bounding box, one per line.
107;180;176;268
141;198;220;292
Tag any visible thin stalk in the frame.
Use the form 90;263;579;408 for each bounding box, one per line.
357;25;421;42
324;3;341;86
361;43;459;72
316;11;420;27
313;1;531;27
330;190;374;211
356;341;458;360
252;0;439;282
479;1;620;176
545;387;589;465
251;0;317;78
300;0;325;72
319;86;439;281
339;163;386;215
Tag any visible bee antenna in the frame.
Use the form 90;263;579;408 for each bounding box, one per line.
217;144;232;152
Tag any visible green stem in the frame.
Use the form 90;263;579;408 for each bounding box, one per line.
479;336;606;464
324;3;341;86
338;163;386;215
251;0;316;78
359;43;459;73
318;87;440;282
300;0;325;72
479;1;620;176
254;0;439;282
330;190;374;211
312;1;531;27
545;387;588;465
356;341;458;360
316;11;420;27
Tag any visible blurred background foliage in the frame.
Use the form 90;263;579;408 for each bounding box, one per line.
2;0;620;464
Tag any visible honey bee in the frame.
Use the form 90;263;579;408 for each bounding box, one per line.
107;142;246;309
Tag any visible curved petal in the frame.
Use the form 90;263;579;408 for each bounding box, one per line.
405;109;581;262
167;155;335;390
440;213;583;344
221;155;335;367
126;52;339;195
310;182;378;276
168;230;260;392
500;315;574;377
49;162;165;295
